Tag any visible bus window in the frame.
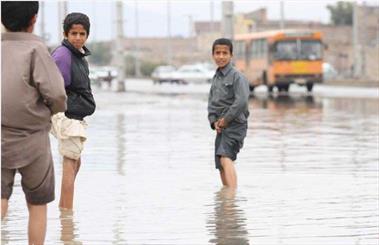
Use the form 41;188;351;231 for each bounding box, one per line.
262;39;267;57
259;39;267;58
274;41;297;60
274;40;322;60
257;40;262;58
234;41;246;59
300;40;322;60
251;39;266;59
246;41;251;61
251;41;256;59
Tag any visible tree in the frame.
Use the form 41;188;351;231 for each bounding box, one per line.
327;1;353;26
87;42;112;65
140;60;166;77
124;55;136;77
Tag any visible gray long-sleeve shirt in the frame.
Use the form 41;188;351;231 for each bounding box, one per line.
207;62;250;129
1;32;67;169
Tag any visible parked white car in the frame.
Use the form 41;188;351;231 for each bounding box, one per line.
172;64;214;84
151;65;177;84
151;63;215;84
89;66;118;85
322;62;338;80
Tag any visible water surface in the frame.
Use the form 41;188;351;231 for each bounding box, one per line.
2;81;378;245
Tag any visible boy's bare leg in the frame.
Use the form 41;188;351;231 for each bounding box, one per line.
75;158;81;176
59;208;75;243
219;170;227;186
220;156;237;188
1;199;8;219
27;203;47;245
59;157;79;210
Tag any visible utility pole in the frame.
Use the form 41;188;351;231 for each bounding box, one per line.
134;0;141;77
353;2;362;78
280;0;285;29
58;1;68;42
360;3;366;78
166;0;172;65
115;1;126;92
187;15;194;37
40;2;46;42
210;0;214;33
221;1;234;39
186;14;195;53
91;2;97;42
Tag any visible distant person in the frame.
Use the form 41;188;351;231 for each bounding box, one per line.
207;38;250;188
1;1;67;244
51;12;96;210
103;70;114;88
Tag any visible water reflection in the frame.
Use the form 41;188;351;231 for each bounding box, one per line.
251;94;322;111
1;219;10;245
116;113;126;176
60;209;81;245
208;187;249;245
325;96;379;115
2;83;378;244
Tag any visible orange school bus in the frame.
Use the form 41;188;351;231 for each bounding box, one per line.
234;29;324;93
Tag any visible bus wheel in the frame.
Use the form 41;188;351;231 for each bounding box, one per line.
262;71;268;84
306;83;314;92
249;85;255;92
267;85;274;93
283;84;290;92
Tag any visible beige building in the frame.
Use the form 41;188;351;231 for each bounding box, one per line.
121;36;211;67
354;5;379;81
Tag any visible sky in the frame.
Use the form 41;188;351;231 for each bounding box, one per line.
35;0;378;45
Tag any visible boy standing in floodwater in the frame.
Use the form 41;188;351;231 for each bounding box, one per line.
207;38;250;188
51;12;96;210
1;2;67;244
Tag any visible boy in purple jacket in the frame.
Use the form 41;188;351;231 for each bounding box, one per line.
51;12;96;210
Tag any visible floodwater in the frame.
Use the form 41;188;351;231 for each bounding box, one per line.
2;80;379;245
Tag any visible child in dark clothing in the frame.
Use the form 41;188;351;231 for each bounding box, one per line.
51;12;95;210
207;38;250;188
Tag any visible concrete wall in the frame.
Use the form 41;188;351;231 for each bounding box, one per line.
122;37;209;66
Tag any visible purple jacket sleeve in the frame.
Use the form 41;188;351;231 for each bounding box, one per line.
52;46;71;87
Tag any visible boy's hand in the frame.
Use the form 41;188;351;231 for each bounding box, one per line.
215;118;228;134
218;118;228;129
214;121;222;134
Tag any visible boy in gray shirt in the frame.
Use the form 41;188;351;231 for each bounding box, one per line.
2;2;66;244
207;38;250;188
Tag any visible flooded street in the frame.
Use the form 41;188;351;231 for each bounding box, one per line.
2;80;379;245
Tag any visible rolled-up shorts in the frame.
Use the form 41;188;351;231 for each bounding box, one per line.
215;122;247;169
51;113;87;160
1;146;55;205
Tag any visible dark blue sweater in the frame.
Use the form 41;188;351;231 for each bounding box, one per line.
52;39;95;120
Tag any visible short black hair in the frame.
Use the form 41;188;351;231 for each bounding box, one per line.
63;12;90;36
1;1;39;32
212;38;233;54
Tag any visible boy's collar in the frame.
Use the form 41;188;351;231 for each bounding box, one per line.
217;62;233;76
1;32;42;42
62;39;91;57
